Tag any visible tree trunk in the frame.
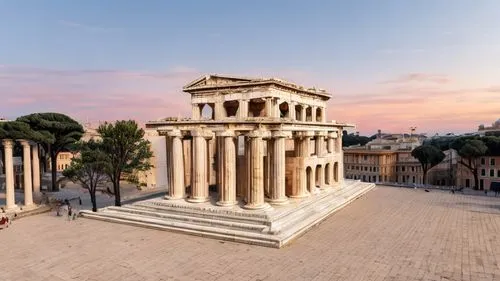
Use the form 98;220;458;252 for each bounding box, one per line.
113;180;121;206
50;153;59;192
473;172;480;190
90;189;97;212
422;170;427;185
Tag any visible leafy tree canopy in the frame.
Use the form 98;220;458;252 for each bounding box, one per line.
0;121;52;143
342;130;375;147
411;145;446;184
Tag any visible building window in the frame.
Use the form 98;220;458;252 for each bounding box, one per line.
491;158;496;166
364;155;367;161
481;169;486;176
402;166;406;172
364;167;368;171
412;176;415;183
498;170;500;177
480;179;484;189
411;167;415;172
481;158;485;165
490;169;495;177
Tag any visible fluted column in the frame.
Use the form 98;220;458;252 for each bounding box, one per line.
187;130;211;203
243;130;269;210
311;106;317;122
315;132;326;157
214;102;225;120
192;104;201;120
327;132;335;154
216;131;237;206
165;130;185;200
2;139;17;210
32;144;41;194
290;132;312;199
289;101;296;120
300;106;306;121
238;99;249;119
19;140;34;207
268;131;290;205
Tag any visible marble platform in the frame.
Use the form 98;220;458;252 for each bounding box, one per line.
80;180;375;248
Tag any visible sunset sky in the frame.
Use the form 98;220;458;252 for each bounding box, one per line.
1;0;499;135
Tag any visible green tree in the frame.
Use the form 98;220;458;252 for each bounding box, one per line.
342;130;375;147
98;120;152;206
63;140;109;212
411;145;446;184
17;113;84;191
452;139;488;190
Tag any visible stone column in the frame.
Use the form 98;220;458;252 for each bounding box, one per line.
166;130;185;200
265;98;273;118
2;139;17;210
290;132;312;199
268;131;289;204
243;130;269;209
335;132;342;153
32;144;41;194
311;106;317;122
238;99;249;119
187;130;211;203
192;104;201;120
289;101;296;120
321;107;327;122
216;131;237;206
19;140;34;207
327;132;335;154
315;133;325;157
214;102;225;120
300;106;306;122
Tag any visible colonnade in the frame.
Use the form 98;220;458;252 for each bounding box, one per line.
1;139;40;211
164;129;342;210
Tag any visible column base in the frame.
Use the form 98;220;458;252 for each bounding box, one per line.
266;197;289;205
164;195;186;200
4;204;19;213
216;200;237;207
288;192;310;199
242;202;271;210
186;197;210;203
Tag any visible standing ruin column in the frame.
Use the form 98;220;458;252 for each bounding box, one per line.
311;106;317;122
268;131;289;205
243;130;269;209
300;106;306;122
315;132;325;157
289;101;296;120
19;140;34;207
289;132;312;199
327;132;335;154
238;99;249;119
192;104;201;120
32;144;41;194
216;130;237;206
2;139;17;210
187;130;211;203
165;130;185;200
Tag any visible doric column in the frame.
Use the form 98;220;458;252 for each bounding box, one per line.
165;130;185;200
268;131;290;205
290;132;312;199
289;101;296;120
238;99;249;119
265;98;274;118
335;132;342;153
214;102;225;120
19;140;34;207
321;107;327;122
300;106;306;121
327;132;335;154
243;130;269;209
311;106;317;122
315;132;326;157
187;129;211;203
2;139;17;210
32;144;41;194
216;130;237;206
192;104;201;120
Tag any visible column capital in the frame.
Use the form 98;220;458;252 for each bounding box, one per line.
295;131;315;138
18;139;32;146
272;131;291;138
315;131;327;137
191;129;213;139
167;129;183;137
216;130;235;137
246;129;270;138
328;132;339;138
2;139;14;148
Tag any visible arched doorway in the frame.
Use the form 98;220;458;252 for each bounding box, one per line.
306;166;313;193
223;100;239;117
279;102;289;118
201;104;214;120
295;104;303;121
334;162;339;182
316;107;322;122
325;163;331;185
305;106;312;121
315;164;323;187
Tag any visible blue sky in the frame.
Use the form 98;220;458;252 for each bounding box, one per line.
1;0;499;135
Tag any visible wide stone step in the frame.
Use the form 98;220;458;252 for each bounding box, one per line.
81;210;281;248
103;206;269;232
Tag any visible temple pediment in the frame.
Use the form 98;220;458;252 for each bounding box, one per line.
184;74;255;90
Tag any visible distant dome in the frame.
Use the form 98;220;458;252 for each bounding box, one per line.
495;118;500;125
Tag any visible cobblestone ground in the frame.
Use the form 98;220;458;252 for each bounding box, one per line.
2;186;500;281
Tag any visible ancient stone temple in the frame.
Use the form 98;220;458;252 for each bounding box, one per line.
82;75;375;248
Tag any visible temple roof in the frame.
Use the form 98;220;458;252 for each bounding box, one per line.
183;74;331;99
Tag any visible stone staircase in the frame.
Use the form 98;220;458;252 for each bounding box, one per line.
81;180;375;248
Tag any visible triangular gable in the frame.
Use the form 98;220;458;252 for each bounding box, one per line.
183;74;256;90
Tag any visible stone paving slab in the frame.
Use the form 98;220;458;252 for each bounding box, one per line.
1;186;500;281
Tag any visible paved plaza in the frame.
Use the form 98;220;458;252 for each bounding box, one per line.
2;186;500;281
